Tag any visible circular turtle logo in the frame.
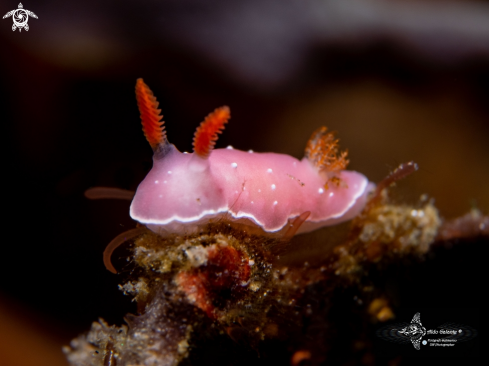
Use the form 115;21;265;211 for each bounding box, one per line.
3;3;38;32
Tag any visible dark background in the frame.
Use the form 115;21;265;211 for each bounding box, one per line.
0;1;487;365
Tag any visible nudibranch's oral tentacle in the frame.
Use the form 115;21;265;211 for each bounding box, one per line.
193;106;230;158
305;127;349;173
84;187;135;201
103;227;147;273
135;78;167;150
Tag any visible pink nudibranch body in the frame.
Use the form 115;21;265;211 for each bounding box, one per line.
130;146;371;236
130;79;373;237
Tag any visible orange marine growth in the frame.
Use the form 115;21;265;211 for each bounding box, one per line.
135;78;166;149
305;127;349;173
176;244;250;319
193;106;230;158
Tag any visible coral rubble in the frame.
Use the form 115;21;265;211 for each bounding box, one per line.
64;183;486;366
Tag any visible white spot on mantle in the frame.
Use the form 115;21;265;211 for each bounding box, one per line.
267;168;273;173
318;188;324;194
231;162;238;168
271;184;276;190
168;170;172;174
273;201;278;205
226;145;234;150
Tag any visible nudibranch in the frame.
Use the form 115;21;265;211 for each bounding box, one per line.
130;79;374;237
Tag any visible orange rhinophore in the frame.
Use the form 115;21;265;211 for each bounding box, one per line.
135;78;166;149
305;127;349;173
193;106;230;158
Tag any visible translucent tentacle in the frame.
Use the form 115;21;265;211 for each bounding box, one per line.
103;227;147;274
366;161;418;210
282;211;311;242
84;187;135;201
